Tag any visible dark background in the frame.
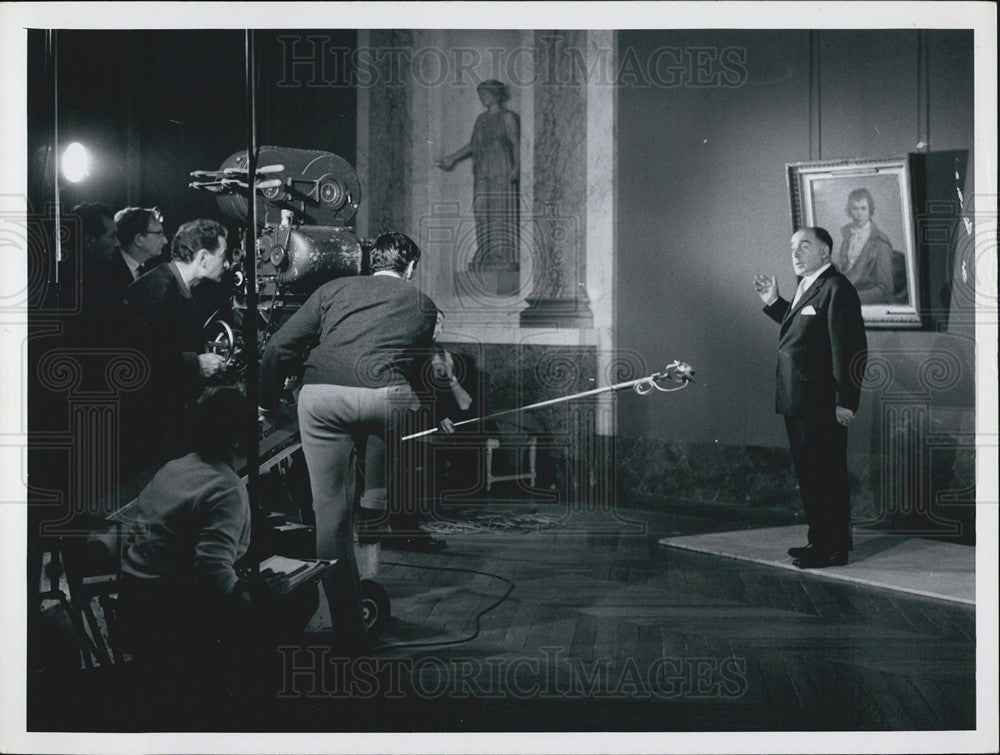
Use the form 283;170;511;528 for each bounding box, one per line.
27;29;358;236
616;29;975;447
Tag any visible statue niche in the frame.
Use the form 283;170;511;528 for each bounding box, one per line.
436;79;520;295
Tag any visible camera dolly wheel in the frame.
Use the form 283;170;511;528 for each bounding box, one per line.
359;579;390;637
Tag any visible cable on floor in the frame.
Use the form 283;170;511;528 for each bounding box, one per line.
374;560;516;651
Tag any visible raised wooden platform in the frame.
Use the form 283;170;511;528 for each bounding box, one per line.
658;525;975;605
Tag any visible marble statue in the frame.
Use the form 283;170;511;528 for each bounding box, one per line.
436;79;520;273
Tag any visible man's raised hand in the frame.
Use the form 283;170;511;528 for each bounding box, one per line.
754;274;779;306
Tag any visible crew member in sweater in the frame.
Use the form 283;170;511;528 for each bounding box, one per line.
259;231;439;650
116;387;317;699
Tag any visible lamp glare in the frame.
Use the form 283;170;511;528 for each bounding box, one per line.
62;142;91;183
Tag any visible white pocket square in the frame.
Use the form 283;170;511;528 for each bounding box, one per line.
800;305;817;315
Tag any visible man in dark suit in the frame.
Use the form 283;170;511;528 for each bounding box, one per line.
382;346;482;551
58;202;121;343
122;219;230;471
754;226;867;568
113;207;167;290
68;201;121;264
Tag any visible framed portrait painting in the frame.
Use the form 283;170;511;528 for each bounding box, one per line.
787;157;922;328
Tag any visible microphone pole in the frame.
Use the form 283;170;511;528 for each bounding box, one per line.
400;363;694;442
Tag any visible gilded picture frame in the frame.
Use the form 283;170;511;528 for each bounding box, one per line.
787;157;922;328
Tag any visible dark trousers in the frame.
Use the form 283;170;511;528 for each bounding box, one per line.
784;411;852;552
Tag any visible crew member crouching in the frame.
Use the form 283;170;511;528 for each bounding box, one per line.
116;386;317;703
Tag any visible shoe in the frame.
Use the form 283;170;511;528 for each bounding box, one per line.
787;544;813;558
793;550;848;569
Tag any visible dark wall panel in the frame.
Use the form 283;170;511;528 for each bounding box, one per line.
617;30;812;445
616;28;975;540
818;31;921;160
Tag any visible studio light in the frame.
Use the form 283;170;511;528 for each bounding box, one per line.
61;141;91;183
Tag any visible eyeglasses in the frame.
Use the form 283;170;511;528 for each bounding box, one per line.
143;228;167;238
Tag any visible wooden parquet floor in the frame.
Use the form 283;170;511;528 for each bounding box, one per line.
28;508;976;732
363;510;975;732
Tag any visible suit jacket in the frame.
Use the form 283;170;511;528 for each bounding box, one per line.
124;262;204;405
90;252;138;328
763;267;867;416
408;351;483;428
110;252;137;298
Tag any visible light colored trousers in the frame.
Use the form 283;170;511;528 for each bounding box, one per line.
297;383;417;636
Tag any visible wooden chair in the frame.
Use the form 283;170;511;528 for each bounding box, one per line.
485;435;538;492
57;520;125;667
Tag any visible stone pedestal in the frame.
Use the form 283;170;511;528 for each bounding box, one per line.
520;297;593;328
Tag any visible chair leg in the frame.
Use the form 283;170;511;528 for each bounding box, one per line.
39;586;96;670
81;599;113;667
485;443;494;492
55;544;115;668
98;594;120;664
45;547;103;669
528;438;537;488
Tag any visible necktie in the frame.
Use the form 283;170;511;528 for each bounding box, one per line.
135;263;148;279
791;278;808;308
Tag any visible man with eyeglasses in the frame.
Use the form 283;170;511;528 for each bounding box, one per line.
114;207;167;286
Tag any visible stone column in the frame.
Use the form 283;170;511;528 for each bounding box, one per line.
586;30;619;507
357;29;414;238
520;30;594;328
354;31;621;507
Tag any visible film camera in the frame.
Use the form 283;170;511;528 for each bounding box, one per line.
191;146;371;375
